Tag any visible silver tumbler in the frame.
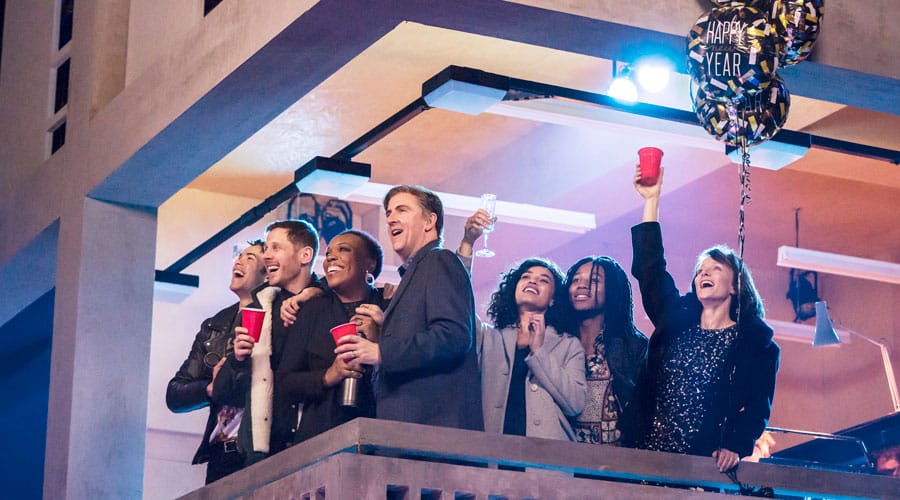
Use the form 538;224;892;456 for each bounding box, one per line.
341;377;358;407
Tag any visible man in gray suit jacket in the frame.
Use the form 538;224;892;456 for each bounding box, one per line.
336;185;483;431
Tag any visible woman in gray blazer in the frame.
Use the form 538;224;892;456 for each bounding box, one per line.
477;258;587;440
458;208;587;441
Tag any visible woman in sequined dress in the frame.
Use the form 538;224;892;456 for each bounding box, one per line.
630;165;780;472
564;257;647;447
458;211;587;441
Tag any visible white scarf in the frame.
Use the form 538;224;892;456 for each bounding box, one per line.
250;286;279;453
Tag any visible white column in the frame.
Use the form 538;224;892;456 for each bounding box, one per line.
44;197;157;499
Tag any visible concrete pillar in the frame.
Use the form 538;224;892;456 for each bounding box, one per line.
44;197;157;499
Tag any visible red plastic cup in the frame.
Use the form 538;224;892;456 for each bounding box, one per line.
638;147;663;186
330;322;358;345
241;307;266;343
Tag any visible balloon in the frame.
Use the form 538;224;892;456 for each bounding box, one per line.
687;6;779;101
693;74;790;146
770;0;824;66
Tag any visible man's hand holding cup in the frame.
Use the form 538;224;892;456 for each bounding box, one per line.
232;327;255;361
234;307;266;361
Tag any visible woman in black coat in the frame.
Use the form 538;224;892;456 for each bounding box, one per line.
273;229;389;447
631;165;780;472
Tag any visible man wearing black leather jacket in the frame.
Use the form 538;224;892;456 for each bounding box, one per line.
165;241;266;484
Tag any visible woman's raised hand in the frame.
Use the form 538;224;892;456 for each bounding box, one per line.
634;165;664;223
633;164;664;200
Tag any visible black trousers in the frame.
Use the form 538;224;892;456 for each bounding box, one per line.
205;441;245;484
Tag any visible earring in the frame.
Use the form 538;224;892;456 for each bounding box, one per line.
365;270;375;286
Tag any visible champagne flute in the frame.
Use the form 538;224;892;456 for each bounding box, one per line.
475;193;497;258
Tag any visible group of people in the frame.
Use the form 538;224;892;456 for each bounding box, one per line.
167;169;781;485
167;184;481;483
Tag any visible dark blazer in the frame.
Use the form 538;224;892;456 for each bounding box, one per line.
376;240;484;431
274;290;385;445
166;303;239;465
631;222;780;457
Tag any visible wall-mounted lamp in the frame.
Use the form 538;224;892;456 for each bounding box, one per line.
814;300;900;414
295;156;371;199
777;246;900;285
422;66;507;115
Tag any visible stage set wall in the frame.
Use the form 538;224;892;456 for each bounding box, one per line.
0;1;897;498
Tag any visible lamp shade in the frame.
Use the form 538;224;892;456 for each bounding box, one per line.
809;301;900;412
813;301;841;347
422;66;507;115
154;270;199;304
294;156;371;199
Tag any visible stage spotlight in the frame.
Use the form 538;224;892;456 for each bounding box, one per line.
608;64;637;103
635;62;671;93
785;208;820;322
608;78;637;103
787;269;820;322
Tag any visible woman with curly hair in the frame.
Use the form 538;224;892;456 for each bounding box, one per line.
458;211;586;441
564;256;648;447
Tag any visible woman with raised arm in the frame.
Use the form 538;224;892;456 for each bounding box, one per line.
630;165;780;472
459;211;586;440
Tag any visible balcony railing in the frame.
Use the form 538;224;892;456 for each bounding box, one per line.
179;418;898;499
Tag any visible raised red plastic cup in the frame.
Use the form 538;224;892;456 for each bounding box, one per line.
330;322;358;345
241;307;266;343
638;147;663;186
